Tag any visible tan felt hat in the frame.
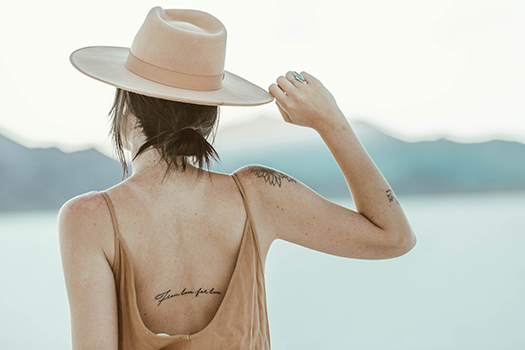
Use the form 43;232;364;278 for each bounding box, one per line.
70;7;274;106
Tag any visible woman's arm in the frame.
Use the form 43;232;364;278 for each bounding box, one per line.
235;71;416;259
58;192;118;349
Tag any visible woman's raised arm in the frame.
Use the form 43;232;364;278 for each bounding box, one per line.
234;71;416;260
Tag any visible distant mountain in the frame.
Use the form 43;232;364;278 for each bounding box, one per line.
0;134;122;211
213;119;525;197
1;119;524;211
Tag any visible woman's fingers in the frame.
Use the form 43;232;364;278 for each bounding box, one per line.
276;75;297;95
270;70;343;131
275;101;293;123
268;83;285;99
269;71;307;101
285;71;295;85
269;71;318;126
269;83;293;123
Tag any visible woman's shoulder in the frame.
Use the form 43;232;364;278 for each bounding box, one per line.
59;190;105;218
58;191;114;258
232;165;299;196
231;165;304;221
59;191;109;227
231;165;326;256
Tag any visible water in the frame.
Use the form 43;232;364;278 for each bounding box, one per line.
0;192;524;349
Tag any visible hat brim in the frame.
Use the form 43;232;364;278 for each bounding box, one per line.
70;46;274;106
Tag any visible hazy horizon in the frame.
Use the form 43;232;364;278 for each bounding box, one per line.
2;113;524;157
1;0;524;152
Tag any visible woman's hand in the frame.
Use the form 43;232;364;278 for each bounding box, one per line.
268;71;346;133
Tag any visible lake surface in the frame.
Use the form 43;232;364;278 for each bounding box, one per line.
0;192;524;349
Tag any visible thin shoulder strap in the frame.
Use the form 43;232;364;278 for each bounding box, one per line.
100;191;120;269
231;173;254;221
231;173;267;270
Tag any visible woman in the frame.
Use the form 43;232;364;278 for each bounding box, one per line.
59;6;416;350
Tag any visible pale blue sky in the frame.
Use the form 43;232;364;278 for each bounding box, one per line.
0;0;524;153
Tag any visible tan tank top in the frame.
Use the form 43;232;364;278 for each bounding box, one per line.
100;174;271;350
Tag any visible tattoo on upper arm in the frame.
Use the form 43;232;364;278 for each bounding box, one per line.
386;189;399;204
249;166;296;188
155;287;221;306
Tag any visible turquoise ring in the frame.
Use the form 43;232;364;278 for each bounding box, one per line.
292;71;306;83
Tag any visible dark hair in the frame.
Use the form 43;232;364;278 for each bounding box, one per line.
108;88;220;178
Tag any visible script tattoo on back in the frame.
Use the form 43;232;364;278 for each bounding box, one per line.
155;287;222;306
249;166;297;188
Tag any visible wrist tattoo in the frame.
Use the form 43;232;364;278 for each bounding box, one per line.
249;166;296;188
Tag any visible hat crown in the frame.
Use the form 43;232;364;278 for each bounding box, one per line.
69;6;273;105
130;7;227;77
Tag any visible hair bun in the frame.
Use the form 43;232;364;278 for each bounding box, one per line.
165;126;218;162
177;126;199;134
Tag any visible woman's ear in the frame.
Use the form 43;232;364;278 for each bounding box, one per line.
122;111;144;153
121;107;134;151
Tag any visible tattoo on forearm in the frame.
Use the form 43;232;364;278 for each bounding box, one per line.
250;166;296;188
155;287;221;306
386;189;399;204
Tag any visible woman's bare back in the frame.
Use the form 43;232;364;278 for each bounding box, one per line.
101;171;262;336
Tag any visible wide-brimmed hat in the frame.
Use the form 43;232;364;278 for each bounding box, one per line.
70;7;273;106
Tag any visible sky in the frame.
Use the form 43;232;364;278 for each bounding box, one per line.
0;0;524;154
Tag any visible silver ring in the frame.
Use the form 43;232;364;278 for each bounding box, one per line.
289;76;299;84
292;71;306;83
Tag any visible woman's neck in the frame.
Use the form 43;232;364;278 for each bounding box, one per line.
127;143;198;183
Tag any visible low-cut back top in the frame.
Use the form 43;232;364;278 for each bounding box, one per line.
100;174;271;350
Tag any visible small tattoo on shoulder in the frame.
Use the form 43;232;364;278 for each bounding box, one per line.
250;166;296;188
386;189;399;204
